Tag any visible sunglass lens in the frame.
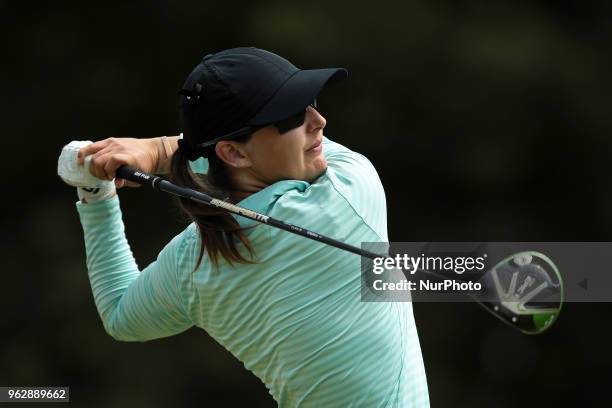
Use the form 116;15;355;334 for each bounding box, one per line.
275;111;306;134
274;101;318;134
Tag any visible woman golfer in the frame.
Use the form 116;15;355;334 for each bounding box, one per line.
66;47;430;407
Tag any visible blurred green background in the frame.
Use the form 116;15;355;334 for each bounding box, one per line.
2;0;611;406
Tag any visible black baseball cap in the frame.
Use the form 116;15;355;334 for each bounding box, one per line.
178;47;348;150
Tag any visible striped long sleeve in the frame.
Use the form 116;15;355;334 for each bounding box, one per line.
76;197;193;341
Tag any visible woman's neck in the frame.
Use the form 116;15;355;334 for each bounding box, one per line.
228;168;271;203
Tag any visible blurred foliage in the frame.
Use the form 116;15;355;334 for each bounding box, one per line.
1;0;611;407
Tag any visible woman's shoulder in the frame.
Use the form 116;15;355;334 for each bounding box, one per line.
322;136;385;195
268;175;387;241
165;222;201;263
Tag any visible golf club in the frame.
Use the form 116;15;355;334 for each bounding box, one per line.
115;165;563;334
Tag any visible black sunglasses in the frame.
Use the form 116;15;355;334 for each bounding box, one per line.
196;100;318;149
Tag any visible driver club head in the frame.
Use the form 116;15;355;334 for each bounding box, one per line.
476;251;563;335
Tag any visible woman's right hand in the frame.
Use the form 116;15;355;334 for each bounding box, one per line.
77;137;164;188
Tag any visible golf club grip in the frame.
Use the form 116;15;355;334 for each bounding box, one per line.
116;165;161;188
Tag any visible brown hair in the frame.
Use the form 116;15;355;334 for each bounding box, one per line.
169;140;257;271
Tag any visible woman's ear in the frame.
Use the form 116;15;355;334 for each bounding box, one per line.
215;141;252;168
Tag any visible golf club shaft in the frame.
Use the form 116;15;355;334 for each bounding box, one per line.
116;166;384;260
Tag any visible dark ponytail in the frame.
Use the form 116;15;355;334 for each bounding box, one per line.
169;143;256;271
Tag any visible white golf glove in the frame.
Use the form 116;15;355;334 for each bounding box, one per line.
58;141;116;203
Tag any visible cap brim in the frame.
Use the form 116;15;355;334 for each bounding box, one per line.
246;67;348;125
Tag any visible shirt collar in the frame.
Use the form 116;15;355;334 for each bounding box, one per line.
232;179;311;228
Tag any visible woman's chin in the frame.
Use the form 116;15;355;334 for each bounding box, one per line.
305;157;328;182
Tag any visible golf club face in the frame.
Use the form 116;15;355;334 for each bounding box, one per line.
477;251;564;335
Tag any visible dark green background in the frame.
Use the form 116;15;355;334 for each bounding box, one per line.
2;1;611;406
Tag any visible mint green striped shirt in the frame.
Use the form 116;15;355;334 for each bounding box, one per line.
76;136;430;407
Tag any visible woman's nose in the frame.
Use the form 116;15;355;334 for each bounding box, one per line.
306;106;326;132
